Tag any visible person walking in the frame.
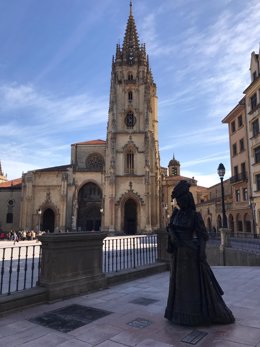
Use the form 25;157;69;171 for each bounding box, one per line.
13;231;19;245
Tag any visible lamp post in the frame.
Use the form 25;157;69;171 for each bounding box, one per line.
99;207;104;231
217;163;227;228
38;209;42;232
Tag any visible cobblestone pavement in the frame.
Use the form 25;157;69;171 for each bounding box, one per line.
0;266;260;347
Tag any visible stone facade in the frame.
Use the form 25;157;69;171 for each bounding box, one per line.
198;50;260;236
15;3;161;235
197;179;232;233
103;4;160;233
0;178;21;232
0;4;215;234
221;98;254;233
244;50;260;234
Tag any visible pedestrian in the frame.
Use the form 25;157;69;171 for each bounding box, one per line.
22;230;26;241
13;231;19;245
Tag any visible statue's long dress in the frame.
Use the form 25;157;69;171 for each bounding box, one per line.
164;209;235;326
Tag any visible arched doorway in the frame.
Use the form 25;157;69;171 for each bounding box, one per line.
229;214;234;235
244;213;251;233
236;213;243;232
77;182;102;231
42;208;55;233
124;199;137;235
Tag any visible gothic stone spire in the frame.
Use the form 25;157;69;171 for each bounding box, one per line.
0;160;3;176
122;1;140;64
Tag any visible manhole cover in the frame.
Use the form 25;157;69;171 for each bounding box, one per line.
127;317;153;329
29;304;112;333
181;330;208;345
129;297;159;306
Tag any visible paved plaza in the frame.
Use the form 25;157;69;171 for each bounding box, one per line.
0;266;260;346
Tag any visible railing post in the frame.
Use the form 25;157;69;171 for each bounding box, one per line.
8;248;14;295
156;229;170;264
0;249;6;294
133;237;136;268
16;247;21;292
219;228;231;265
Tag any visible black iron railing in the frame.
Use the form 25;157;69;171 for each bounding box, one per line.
230;232;260;239
103;235;158;273
0;244;41;295
208;232;260;253
0;235;158;295
230;172;247;183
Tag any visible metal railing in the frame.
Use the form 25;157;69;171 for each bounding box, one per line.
208;231;260;253
103;234;158;273
0;244;41;295
0;234;158;296
230;172;247;183
230;232;260;239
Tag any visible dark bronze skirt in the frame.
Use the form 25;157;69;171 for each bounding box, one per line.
164;245;235;326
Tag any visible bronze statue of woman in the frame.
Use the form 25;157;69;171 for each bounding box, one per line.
165;180;235;326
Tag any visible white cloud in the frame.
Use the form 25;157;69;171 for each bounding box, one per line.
181;152;230;168
0;82;108;177
2;159;39;180
143;0;260;120
2;0;260;182
180;0;260;117
34;1;113;82
181;170;225;188
160;125;229;150
0;82;108;131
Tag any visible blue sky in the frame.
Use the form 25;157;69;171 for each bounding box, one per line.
1;0;260;187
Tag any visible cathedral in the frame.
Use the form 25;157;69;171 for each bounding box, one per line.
19;2;161;234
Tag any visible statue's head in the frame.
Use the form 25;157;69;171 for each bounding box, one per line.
171;180;196;210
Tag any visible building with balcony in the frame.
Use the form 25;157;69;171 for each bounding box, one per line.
244;50;260;234
197;178;232;233
222;97;253;233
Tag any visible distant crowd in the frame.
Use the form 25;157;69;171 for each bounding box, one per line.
0;230;45;243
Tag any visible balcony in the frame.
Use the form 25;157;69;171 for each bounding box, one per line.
230;172;247;184
248;102;260;116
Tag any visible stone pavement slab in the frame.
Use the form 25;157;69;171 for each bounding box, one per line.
0;267;259;347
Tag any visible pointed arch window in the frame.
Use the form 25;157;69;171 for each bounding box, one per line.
128;73;134;81
125;148;135;175
6;212;13;224
128;91;133;101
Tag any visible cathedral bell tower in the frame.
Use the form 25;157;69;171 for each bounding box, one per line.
104;1;161;234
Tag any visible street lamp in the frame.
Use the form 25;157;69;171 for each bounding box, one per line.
217;163;227;228
38;209;42;232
